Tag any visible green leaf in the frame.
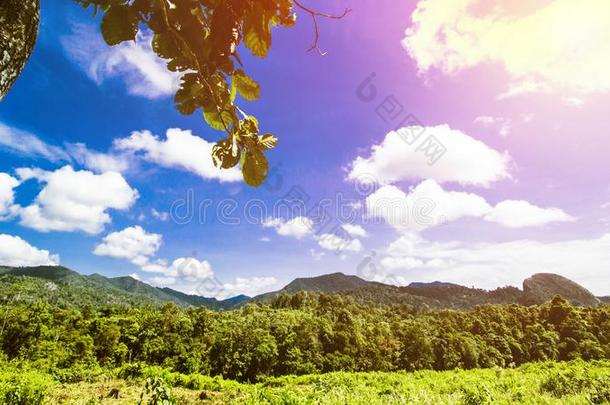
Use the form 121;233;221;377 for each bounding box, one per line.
101;5;139;46
244;7;271;58
241;148;269;187
233;70;260;101
175;74;203;115
258;133;278;150
212;139;240;169
204;108;236;131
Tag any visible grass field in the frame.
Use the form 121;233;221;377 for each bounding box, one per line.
2;360;610;404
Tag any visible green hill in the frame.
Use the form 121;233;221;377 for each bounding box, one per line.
253;272;602;309
0;265;605;311
0;265;248;309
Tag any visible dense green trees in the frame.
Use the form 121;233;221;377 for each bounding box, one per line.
1;292;610;383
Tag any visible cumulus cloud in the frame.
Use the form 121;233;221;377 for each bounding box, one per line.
366;181;490;232
146;258;221;290
262;216;365;254
145;260;279;299
380;233;610;296
17;166;138;234
484;200;575;228
263;216;314;239
0;234;59;267
66;143;130;173
366;180;573;231
148;276;176;287
166;258;214;281
114;128;242;182
342;224;368;238
317;233;363;253
347;125;510;187
0;173;19;219
92;228;252;297
62;24;179;99
93;226;162;267
215;276;279;300
403;0;610;97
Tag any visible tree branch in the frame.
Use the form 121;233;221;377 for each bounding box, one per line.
293;0;351;56
158;0;232;133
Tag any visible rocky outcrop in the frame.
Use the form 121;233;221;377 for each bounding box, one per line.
523;273;600;306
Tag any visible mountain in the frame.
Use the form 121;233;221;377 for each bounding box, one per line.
0;266;248;310
252;272;603;309
408;281;463;289
0;266;606;311
253;272;380;302
522;273;600;307
159;288;248;310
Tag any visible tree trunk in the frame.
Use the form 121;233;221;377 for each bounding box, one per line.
0;0;40;101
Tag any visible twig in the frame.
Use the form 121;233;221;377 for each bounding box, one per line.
293;0;351;56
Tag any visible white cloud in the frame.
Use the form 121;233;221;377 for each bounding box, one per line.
0;173;19;219
0;234;60;267
473;116;511;137
115;128;242;182
403;0;610;97
485;200;575;228
215;276;279;300
150;209;169;222
140;259;168;274
166;257;214;281
148;276;176;287
66;143;130;173
366;180;573;231
366;181;490;232
0;122;130;174
381;233;610;296
0;122;70;162
93;226;162;267
317;233;363;253
347;125;510;187
263;216;314;239
62;24;179;99
145;262;279;299
341;224;368;238
496;81;552;100
18;166;138;234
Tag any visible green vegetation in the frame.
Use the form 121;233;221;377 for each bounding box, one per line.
2;267;610;403
2;360;610;404
2;291;610;382
0;266;248;310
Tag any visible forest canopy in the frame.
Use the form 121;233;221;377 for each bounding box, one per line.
1;292;610;383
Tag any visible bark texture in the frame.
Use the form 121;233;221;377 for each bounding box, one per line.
0;0;40;101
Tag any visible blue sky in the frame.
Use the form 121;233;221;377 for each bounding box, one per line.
3;0;610;297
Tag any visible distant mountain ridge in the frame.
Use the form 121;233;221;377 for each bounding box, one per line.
253;272;602;309
0;265;248;310
0;266;605;310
